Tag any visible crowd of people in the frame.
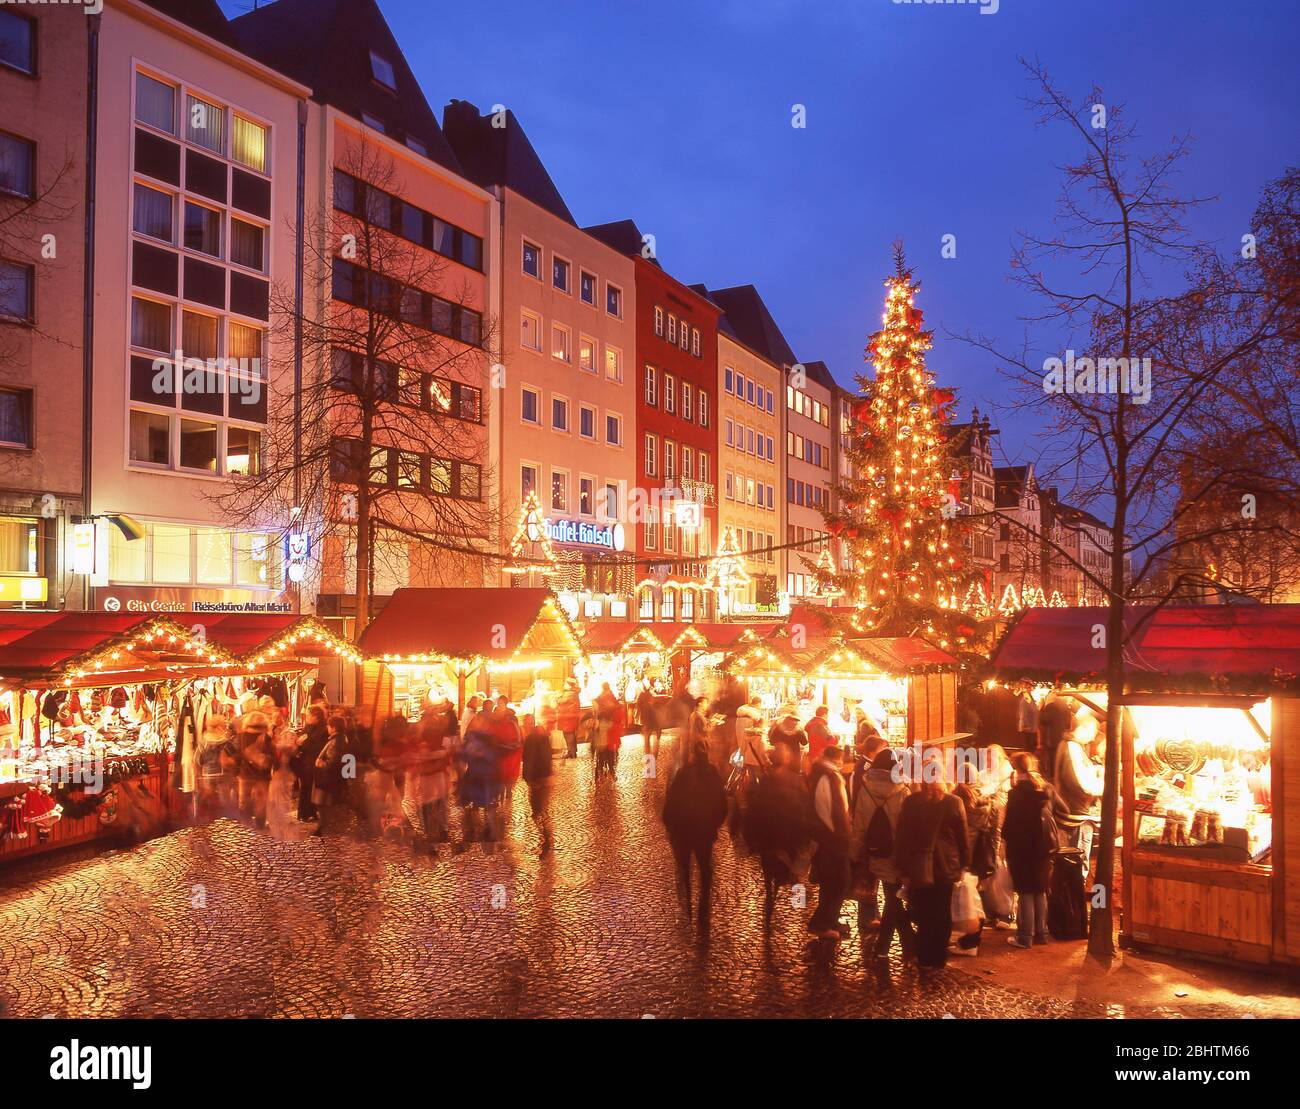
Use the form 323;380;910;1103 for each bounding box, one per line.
188;673;1102;972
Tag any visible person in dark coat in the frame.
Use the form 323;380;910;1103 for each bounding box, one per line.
892;764;969;970
661;740;728;924
521;722;555;857
744;744;811;925
1001;751;1066;948
293;705;329;822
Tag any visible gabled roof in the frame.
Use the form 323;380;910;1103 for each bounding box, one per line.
142;0;234;44
800;359;838;392
441;100;574;224
229;0;463;175
991;604;1300;693
584;219;662;270
359;589;585;663
705;285;798;368
995;464;1036;507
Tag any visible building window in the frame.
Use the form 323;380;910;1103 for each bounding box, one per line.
605;413;622;446
551;395;570;433
578;333;597;374
667;315;676;345
605;344;622;382
0;387;33;448
552;255;570;293
600;482;620;521
664;440;676;480
644;433;657;477
766;388;774;414
128;410;170;466
225;425;261;475
133;182;175;243
725;471;733;499
725;418;734;447
521;463;539;500
520;309;541;351
579;476;595;516
699;391;709;428
551;469;568;513
0;260;33;322
664;373;676;415
644;365;657;406
679;323;689;351
231;117;267;174
230;218;265;271
181;309;219;361
369;50;398;90
692;328;700;357
185;95;225;155
360;112;386;133
521;385;541;425
682;382;693;421
654;305;664;336
0;130;34;198
606;283;622;317
135;72;176;134
522;240;541;278
184;201;222;258
699;453;709;485
0;10;35;76
639;587;655;618
579;403;596;440
682;445;693;479
580;270;596;305
130;296;172;352
551;322;571;362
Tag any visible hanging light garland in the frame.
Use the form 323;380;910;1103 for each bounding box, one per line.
504;492;558;577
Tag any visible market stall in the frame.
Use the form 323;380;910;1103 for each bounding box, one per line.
358;588;587;722
992;603;1300;968
578;622;670;705
0;613;237;860
724;630;957;744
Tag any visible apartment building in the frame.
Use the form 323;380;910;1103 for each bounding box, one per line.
441;100;636;622
586;220;719;623
993;464;1045;604
701;284;788;616
88;0;310;612
0;4;87;611
947;408;998;606
786;359;835;601
231;0;496;623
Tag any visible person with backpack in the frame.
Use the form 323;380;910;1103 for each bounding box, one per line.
892;757;969;971
851;746;914;960
1001;751;1065;948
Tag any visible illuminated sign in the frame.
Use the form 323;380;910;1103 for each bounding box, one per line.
0;575;48;603
71;522;96;575
543;518;626;552
285;532;311;563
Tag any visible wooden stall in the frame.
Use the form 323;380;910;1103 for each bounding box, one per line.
358;587;587;722
992;604;1300;968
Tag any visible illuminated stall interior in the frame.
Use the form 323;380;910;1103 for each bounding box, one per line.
992;604;1300;968
358;588;587;722
0;612;358;862
578;624;669;704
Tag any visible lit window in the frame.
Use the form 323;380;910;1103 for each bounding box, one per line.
226;426;261;476
232;116;267;174
551;323;571;362
186;94;225;154
578;334;596;373
605;345;622;382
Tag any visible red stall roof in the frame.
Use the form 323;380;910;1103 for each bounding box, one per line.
992;604;1300;692
853;637;959;672
196;613;358;661
359;588;584;662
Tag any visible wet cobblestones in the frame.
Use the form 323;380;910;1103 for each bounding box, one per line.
0;744;1245;1018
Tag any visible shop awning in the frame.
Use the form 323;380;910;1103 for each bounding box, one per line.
850;637;959;673
196;613;361;665
359;588;586;664
991;604;1300;693
0;612;238;686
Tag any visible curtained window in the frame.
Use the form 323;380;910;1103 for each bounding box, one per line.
135;72;175;133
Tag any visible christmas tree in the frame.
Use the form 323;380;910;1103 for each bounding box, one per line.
823;245;968;648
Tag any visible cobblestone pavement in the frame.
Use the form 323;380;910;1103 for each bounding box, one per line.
0;740;1260;1018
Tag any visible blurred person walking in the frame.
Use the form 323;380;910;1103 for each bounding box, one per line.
662;740;728;925
807;745;852;941
522;717;555;857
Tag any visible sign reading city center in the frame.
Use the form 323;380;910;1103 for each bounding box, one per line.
544;518;626;552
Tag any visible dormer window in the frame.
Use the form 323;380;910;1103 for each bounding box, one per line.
370;51;397;91
361;111;386;134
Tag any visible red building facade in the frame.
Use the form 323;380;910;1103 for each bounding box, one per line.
587;221;719;622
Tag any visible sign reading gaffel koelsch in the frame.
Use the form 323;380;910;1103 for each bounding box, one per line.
543;518;626;552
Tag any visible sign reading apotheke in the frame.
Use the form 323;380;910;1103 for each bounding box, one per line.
543;518;626;552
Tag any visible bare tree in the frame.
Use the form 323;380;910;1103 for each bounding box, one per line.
212;138;499;629
958;61;1295;958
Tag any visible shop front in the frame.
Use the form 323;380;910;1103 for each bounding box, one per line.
357;587;587;723
992;604;1300;968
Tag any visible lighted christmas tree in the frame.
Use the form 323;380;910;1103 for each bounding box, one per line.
823;244;967;647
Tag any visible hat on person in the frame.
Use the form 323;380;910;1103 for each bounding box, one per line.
871;747;899;773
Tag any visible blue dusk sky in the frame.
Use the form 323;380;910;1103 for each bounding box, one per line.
227;0;1300;464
